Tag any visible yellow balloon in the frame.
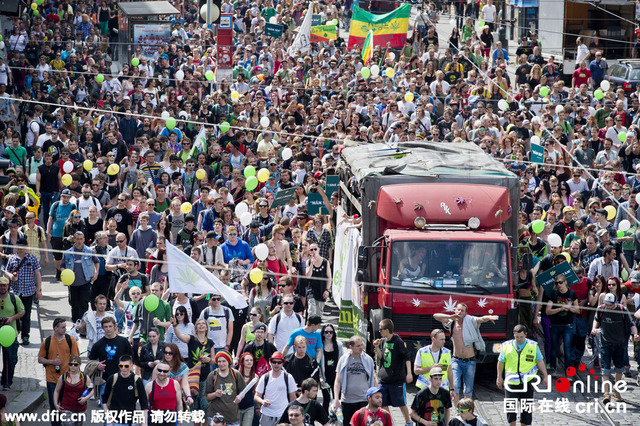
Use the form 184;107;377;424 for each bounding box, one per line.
61;174;72;187
83;159;93;171
250;268;263;284
257;168;270;183
385;68;394;79
181;202;192;214
61;269;75;286
107;164;120;176
231;90;240;100
604;205;616;221
405;92;414;102
196;169;206;180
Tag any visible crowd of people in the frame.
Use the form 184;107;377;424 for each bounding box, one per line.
0;0;638;424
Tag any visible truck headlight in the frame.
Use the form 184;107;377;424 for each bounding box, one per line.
468;217;480;229
414;216;426;229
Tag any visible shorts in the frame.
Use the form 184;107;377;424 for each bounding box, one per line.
381;383;407;407
51;236;63;260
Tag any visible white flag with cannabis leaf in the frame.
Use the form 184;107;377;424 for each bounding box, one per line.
166;242;248;309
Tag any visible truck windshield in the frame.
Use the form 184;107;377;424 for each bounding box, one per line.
390;240;509;294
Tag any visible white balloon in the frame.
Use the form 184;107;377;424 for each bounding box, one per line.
269;16;278;24
548;233;562;247
636;192;640;205
450;19;456;27
371;64;380;76
234;202;249;217
176;70;185;81
161;111;170;119
0;42;5;50
282;147;293;161
619;219;631;232
240;212;253;226
29;173;36;185
555;105;564;115
600;80;610;91
498;99;508;111
260;116;270;127
255;243;269;261
530;135;541;145
388;52;395;61
63;161;74;173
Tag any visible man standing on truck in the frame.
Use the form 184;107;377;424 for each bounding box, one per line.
373;319;412;426
434;304;499;406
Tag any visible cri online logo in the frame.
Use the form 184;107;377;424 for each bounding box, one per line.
505;364;628;394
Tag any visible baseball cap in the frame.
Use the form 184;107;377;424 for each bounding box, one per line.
630;271;640;283
430;366;444;377
604;293;616;304
562;206;575;213
596;228;608;237
253;323;267;332
61;188;72;196
366;386;384;398
269;158;278;165
4;206;15;214
270;351;285;362
314;171;323;179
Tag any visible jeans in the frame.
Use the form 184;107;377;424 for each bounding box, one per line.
91;275;112;311
40;192;59;229
550;323;575;370
1;340;18;387
572;317;590;365
18;294;33;340
238;406;254;426
450;357;476;397
600;341;625;377
47;381;62;426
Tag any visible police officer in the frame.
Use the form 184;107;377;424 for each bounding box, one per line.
413;329;453;395
496;324;548;426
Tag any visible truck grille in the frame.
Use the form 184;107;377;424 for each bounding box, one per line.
391;313;508;335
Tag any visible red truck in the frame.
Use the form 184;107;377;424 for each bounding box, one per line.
338;142;521;360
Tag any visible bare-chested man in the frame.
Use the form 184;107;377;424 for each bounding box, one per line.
434;303;498;405
272;224;293;272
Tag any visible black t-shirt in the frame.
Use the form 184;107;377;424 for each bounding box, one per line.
37;163;60;193
378;333;410;384
548;288;577;325
89;335;134;379
279;399;329;424
186;335;215;380
410;385;452;426
618;145;640;174
284;353;318;388
43;140;65;162
105;207;133;238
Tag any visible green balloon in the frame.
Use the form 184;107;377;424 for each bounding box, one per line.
95;74;104;84
539;86;549;97
32;9;39;15
205;70;215;81
144;294;160;312
361;66;371;79
36;0;43;4
166;117;176;130
244;165;256;178
617;230;625;238
618;131;627;142
131;57;140;67
531;219;545;234
0;35;3;42
246;176;259;191
331;19;338;26
0;325;16;348
220;121;230;133
594;89;604;100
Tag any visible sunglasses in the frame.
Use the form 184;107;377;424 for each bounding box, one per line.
211;297;221;301
69;363;80;367
176;312;184;315
131;292;141;295
119;364;131;369
116;240;126;243
310;248;319;251
271;360;283;365
157;369;169;373
164;351;174;355
324;330;334;334
459;408;471;413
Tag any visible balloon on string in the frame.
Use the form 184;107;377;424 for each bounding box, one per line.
63;161;74;173
245;176;258;191
95;74;104;84
161;110;170;119
555;105;564;115
371;64;380;76
360;66;370;79
220;121;230;133
32;9;38;15
240;211;253;226
636;193;640;205
31;3;37;10
547;233;562;247
176;70;185;81
244;166;256;178
600;80;610;91
0;325;16;348
530;136;541;145
61;174;72;186
166;117;177;130
594;89;604;100
196;169;206;180
617;230;625;238
618;131;627;142
0;42;4;50
35;0;43;5
385;68;394;78
604;205;616;220
260;116;270;127
180;202;192;214
531;219;545;234
405;92;414;102
235;202;249;217
255;244;269;261
205;70;215;81
450;19;456;27
619;219;631;232
269;16;278;24
61;269;75;286
257;168;270;183
281;147;293;161
144;294;160;312
107;164;120;176
83;159;93;171
539;86;549;97
231;90;240;100
250;268;263;284
131;57;139;67
29;173;36;185
498;99;508;111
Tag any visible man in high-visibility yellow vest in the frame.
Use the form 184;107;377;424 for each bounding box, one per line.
497;324;548;426
413;329;454;395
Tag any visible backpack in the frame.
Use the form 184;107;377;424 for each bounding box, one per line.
273;311;302;335
211;368;239;391
262;370;291;396
30;120;46;136
44;334;72;359
20;225;44;242
202;305;231;324
106;373;141;406
201;245;219;266
76;197;98;210
356;407;392;425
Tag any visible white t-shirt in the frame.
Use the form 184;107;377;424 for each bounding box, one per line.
199;305;235;348
482;4;497;23
576;43;590;65
76;196;103;219
256;371;298;417
268;311;303;351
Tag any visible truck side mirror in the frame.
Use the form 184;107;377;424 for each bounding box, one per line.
357;246;369;269
522;253;532;271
